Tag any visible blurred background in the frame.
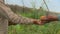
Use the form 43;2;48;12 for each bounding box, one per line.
4;0;60;34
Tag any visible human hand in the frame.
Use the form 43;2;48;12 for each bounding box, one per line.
33;19;47;25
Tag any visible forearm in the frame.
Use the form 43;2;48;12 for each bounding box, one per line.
0;2;34;25
9;13;34;24
6;7;34;24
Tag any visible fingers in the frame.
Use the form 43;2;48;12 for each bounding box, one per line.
33;20;46;25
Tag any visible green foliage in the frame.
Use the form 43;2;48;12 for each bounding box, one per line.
8;11;60;34
20;9;46;19
8;22;60;34
8;7;60;34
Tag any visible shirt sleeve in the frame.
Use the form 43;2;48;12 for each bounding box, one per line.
0;2;34;24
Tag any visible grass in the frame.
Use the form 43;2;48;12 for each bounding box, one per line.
8;22;60;34
8;11;60;34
